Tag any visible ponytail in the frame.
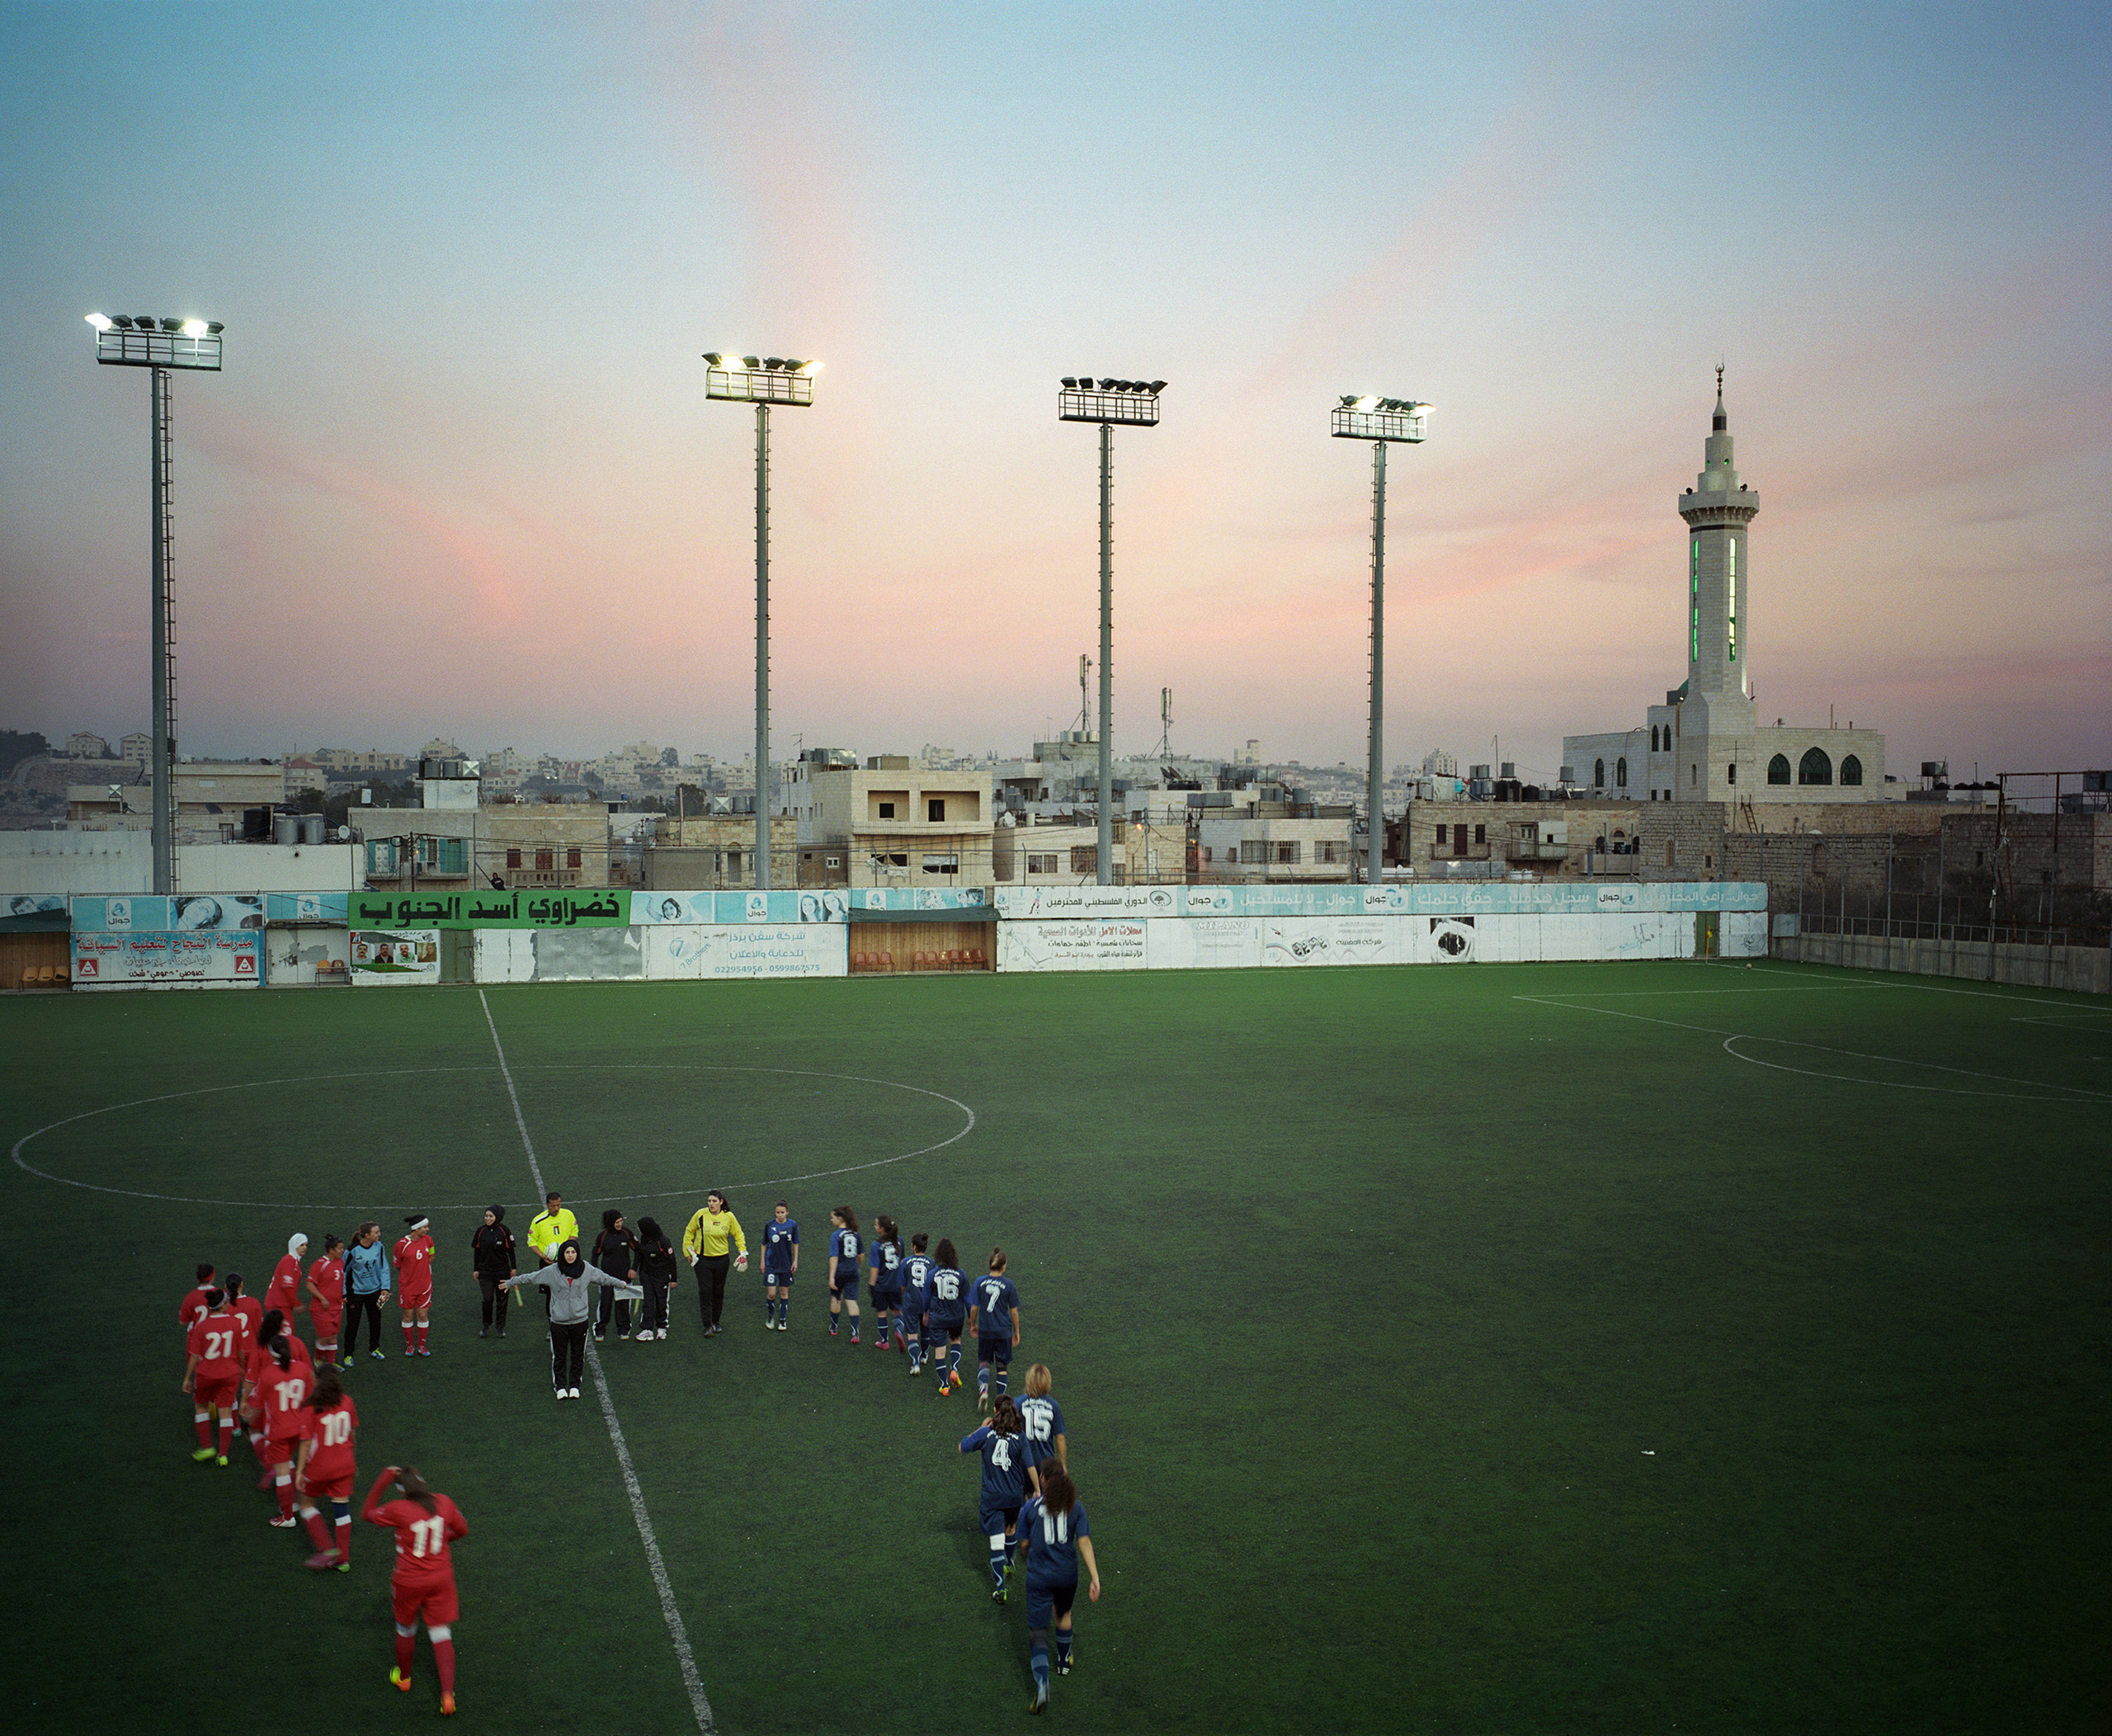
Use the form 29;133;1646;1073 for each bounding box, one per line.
396;1465;439;1514
1039;1464;1077;1517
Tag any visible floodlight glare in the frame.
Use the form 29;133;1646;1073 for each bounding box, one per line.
800;361;821;375
86;313;113;332
179;318;208;338
1355;395;1379;411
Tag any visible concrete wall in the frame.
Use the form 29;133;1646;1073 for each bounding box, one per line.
1775;930;2110;995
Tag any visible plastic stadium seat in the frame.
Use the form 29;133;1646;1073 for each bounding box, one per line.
969;948;987;968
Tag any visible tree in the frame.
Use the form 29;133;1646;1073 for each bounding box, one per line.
0;730;50;778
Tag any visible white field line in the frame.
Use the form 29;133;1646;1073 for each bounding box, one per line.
479;990;716;1736
1730;962;2112;1012
1513;993;2112;1101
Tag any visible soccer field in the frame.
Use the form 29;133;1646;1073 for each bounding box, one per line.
2;959;2106;1734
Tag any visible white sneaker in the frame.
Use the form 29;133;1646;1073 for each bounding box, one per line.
554;1388;567;1401
569;1387;582;1399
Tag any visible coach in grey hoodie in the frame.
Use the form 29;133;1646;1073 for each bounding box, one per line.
505;1238;642;1399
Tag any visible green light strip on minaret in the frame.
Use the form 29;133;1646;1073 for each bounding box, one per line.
1690;538;1700;664
1727;539;1738;662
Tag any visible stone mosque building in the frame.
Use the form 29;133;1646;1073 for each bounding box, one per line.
1563;375;1887;806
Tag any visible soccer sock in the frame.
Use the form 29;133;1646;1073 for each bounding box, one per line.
300;1503;330;1550
275;1469;295;1517
193;1411;212;1447
950;1343;963;1380
997;1365;1010;1398
1030;1633;1050;1689
394;1626;416;1677
978;1365;991;1402
403;1320;415;1352
1055;1628;1073;1667
417;1322;429;1352
332;1501;352;1559
430;1627;456;1696
1005;1532;1018;1565
318;1342;336;1366
989;1536;1007;1587
218;1414;234;1455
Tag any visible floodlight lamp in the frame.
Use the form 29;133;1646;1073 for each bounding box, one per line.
134;317;157;330
763;356;785;370
207;322;224;335
1062;377;1077;389
159;318;182;333
179;318;209;337
1148;380;1166;394
111;315;135;329
741;356;761;368
85;312;113;332
703;352;724;366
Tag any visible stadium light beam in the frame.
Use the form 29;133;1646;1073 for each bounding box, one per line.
1058;374;1164;883
87;311;225;897
1330;392;1430;886
705;350;818;890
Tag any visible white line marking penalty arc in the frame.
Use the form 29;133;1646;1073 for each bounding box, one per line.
1719;1035;2079;1100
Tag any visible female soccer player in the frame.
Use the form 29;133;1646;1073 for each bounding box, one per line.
471;1206;516;1339
265;1234;307;1325
177;1262;216;1333
826;1207;862;1342
634;1215;677;1340
245;1314;317;1528
305;1235;345;1366
592;1210;640;1342
363;1464;468;1716
295;1365;359;1571
394;1215;436;1356
224;1270;263;1345
761;1201;798;1331
503;1238;642;1399
968;1248;1024;1412
1018;1363;1068;1490
922;1238;968;1394
959;1395;1030;1600
181;1287;248;1465
868;1215;905;1353
902;1234;934;1375
1017;1464;1101;1715
681;1189;747;1337
340;1223;392;1364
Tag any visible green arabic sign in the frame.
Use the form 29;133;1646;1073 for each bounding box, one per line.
349;889;631;930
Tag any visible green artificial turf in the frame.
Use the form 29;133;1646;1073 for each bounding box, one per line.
1;959;2105;1734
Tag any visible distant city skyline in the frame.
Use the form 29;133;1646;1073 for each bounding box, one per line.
2;3;2105;781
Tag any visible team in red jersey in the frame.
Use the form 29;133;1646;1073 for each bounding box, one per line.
243;1313;317;1521
305;1235;346;1367
295;1366;360;1571
182;1290;252;1463
365;1465;468;1716
177;1262;217;1334
264;1233;308;1324
394;1215;436;1357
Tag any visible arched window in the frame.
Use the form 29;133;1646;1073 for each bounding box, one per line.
1594;757;1605;787
1768;753;1791;785
1798;748;1833;786
1615;757;1628;788
1649;725;1659;752
1841;754;1863;786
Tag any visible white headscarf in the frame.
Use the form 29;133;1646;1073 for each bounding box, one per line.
288;1233;308;1257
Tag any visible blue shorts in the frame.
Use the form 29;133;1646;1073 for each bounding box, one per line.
978;1333;1013;1367
980;1500;1022;1539
928;1315;964;1342
1025;1573;1077;1628
872;1287;902;1312
764;1267;793;1289
831;1271;859;1300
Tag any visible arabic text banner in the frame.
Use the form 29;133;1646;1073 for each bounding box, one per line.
346;889;630;930
997;919;1148;973
72;928;262;989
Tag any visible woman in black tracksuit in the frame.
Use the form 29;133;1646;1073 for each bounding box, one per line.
472;1205;517;1337
592;1210;641;1342
634;1216;678;1341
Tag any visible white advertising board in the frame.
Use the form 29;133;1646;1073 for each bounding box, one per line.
71;928;262;989
1260;916;1402;968
643;923;845;980
995;886;1179;919
1146;917;1262;971
997;919;1148;973
1723;910;1769;957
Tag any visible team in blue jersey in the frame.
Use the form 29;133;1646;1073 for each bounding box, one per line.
959;1396;1030;1598
1018;1464;1099;1715
866;1215;905;1355
826;1208;861;1342
761;1202;798;1331
901;1234;934;1376
921;1238;969;1394
967;1248;1023;1412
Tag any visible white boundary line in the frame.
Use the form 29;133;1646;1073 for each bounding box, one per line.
1718;1035;2078;1099
10;1063;976;1211
479;989;717;1736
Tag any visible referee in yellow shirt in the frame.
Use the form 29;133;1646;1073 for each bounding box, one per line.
681;1190;747;1337
527;1191;578;1317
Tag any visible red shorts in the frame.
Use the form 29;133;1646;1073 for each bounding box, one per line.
393;1573;459;1628
398;1290;432;1311
195;1376;237;1411
304;1471;354;1503
311;1311;341;1341
263;1435;299;1469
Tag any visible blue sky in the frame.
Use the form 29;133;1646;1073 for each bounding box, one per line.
1;1;2105;779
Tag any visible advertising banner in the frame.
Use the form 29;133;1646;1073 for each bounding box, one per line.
1260;916;1402;968
1165;880;1769;919
633;891;851;925
997;919;1148;972
1145;917;1262;971
1;894;68;932
534;927;644;981
350;930;441;984
265;892;348;924
348;889;628;930
854;886;990;913
70;894;263;932
643;923;846;979
72;928;262;988
994;885;1178;918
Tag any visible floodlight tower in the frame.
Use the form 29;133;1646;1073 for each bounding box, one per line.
1058;375;1164;884
704;352;818;891
1331;394;1431;886
85;312;224;897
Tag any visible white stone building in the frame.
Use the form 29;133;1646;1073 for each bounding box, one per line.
1564;378;1888;806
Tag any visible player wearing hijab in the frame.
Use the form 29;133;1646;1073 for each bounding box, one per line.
867;1215;905;1354
394;1215;436;1356
1018;1464;1102;1715
901;1234;934;1375
503;1238;642;1399
1018;1363;1069;1490
634;1215;678;1340
305;1236;346;1366
761;1201;798;1331
363;1464;468;1716
244;1311;317;1527
922;1238;969;1395
182;1288;249;1464
592;1210;640;1342
265;1234;308;1326
959;1395;1030;1600
968;1248;1024;1412
826;1208;862;1342
470;1207;516;1339
295;1365;360;1571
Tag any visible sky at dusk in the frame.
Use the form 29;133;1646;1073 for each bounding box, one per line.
1;1;2105;784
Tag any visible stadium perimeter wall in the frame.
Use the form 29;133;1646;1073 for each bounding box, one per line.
44;883;1767;989
1774;931;2110;995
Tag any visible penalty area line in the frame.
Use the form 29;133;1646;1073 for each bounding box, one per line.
478;990;717;1736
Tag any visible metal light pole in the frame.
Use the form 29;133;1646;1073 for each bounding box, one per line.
1059;376;1163;883
705;353;817;891
1332;394;1430;886
87;313;223;896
